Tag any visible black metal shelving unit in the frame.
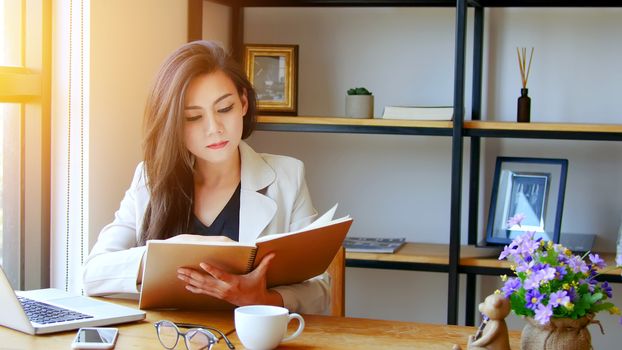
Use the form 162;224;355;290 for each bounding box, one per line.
460;2;622;326
201;0;622;326
256;121;454;136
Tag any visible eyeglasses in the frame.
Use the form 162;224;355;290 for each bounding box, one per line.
154;320;235;350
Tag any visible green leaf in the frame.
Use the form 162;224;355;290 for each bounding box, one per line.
592;302;614;313
573;295;590;316
347;87;372;95
590;292;604;304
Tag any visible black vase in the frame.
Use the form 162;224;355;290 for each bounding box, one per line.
517;88;531;123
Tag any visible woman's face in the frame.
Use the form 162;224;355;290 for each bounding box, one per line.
182;70;248;166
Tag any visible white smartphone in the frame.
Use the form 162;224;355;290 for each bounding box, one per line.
71;327;119;349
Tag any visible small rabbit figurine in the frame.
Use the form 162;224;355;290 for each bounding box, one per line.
466;293;511;350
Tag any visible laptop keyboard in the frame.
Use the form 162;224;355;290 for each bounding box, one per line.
17;296;94;325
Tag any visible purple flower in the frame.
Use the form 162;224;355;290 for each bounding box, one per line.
539;266;557;282
567;256;589;274
516;259;534;273
589;268;598;278
525;289;544;310
523;264;556;289
567;287;577;302
580;278;598;293
516;233;540;256
535;303;553;325
501;277;521;298
557;253;570;265
506;213;526;228
601;282;613;298
554;266;567;280
549;290;570;308
589;253;606;269
524;273;544;290
499;244;514;260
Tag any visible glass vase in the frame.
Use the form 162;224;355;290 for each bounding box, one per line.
517;88;531;123
521;314;595;350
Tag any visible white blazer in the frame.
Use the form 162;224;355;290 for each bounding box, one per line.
83;141;330;314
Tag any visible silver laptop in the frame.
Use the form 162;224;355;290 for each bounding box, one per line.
0;266;145;334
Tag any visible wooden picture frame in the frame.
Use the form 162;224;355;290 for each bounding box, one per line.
243;44;298;115
486;157;568;246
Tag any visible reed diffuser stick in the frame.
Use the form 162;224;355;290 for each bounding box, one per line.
517;47;534;88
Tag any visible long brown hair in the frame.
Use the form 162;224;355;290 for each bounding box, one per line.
140;40;257;244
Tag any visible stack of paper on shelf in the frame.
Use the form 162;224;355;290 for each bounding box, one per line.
381;106;453;120
343;237;406;253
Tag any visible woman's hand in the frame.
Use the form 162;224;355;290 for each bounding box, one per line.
177;253;284;307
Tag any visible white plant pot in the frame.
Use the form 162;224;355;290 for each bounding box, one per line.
345;95;374;119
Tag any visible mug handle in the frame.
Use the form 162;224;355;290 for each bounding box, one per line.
282;312;305;343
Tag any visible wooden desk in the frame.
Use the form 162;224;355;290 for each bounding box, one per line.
1;299;521;349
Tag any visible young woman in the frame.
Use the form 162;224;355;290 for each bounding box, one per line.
83;41;329;314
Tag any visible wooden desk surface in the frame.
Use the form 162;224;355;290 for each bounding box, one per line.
0;299;235;349
0;299;521;349
229;314;522;350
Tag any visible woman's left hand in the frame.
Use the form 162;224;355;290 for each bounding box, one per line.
177;253;284;307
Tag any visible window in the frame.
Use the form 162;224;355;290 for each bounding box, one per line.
0;0;22;67
0;103;21;274
0;0;50;290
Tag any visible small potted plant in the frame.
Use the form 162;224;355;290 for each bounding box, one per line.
345;87;373;119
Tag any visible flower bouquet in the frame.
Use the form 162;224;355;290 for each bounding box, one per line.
498;214;622;349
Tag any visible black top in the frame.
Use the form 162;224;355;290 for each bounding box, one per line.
189;183;241;241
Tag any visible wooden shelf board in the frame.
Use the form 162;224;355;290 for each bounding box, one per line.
257;117;622;134
346;242;501;265
347;243;622;276
465;120;622;134
258;115;453;129
210;0;622;8
209;0;458;7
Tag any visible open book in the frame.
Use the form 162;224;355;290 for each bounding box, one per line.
139;205;353;310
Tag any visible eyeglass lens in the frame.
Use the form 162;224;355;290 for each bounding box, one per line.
156;320;218;350
185;329;215;350
157;321;181;349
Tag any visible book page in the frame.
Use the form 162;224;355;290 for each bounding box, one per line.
301;203;339;230
256;203;347;243
254;215;353;287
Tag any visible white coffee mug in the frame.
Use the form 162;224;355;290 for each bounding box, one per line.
234;305;304;350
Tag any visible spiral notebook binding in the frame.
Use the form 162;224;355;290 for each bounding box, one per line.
246;249;258;272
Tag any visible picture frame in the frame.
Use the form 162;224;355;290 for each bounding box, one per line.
485;157;568;246
243;44;298;115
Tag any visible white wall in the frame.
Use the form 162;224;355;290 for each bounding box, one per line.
89;0;188;245
202;6;622;347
